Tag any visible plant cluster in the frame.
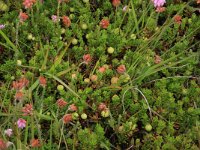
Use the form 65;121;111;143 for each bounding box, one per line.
0;0;200;149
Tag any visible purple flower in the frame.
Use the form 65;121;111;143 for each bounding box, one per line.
51;15;59;23
4;129;13;137
152;0;166;7
0;24;5;29
17;118;26;129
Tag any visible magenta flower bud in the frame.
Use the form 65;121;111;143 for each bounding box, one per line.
152;0;166;8
17;118;26;129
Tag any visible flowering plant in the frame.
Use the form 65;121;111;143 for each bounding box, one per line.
0;0;199;149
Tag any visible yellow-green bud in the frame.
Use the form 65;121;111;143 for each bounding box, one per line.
101;109;110;117
107;47;114;54
81;113;87;119
57;85;64;91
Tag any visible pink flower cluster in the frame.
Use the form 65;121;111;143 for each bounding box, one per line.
39;76;47;87
23;0;37;9
98;103;107;111
68;104;78;111
100;19;110;29
19;12;29;22
14;91;24;101
57;98;68;108
63;114;72;124
22;104;33;116
152;0;166;7
12;77;29;90
83;54;92;64
152;0;166;13
117;65;126;74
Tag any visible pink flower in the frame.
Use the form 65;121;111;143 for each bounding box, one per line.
83;54;92;64
39;76;47;87
19;12;29;22
63;114;72;124
0;139;7;150
19;77;29;87
174;15;182;24
51;15;59;23
100;19;110;29
90;75;98;82
0;24;5;29
23;0;36;9
117;65;126;74
4;129;13;137
68;104;78;111
17;118;26;129
112;0;121;7
22;104;33;116
57;99;68;108
156;7;166;13
12;81;24;90
98;66;106;73
30;139;41;147
152;0;166;8
14;91;24;101
12;77;29;90
62;16;71;27
154;55;162;64
98;103;107;111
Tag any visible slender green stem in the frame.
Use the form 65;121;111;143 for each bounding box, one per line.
130;1;139;34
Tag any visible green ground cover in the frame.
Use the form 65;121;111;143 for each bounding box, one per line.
0;0;200;149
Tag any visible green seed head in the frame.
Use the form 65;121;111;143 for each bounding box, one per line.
81;23;88;30
107;47;115;54
72;38;78;45
83;0;89;3
101;109;110;117
81;113;87;119
17;60;22;66
145;124;152;132
72;112;79;120
27;34;33;40
57;85;64;91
